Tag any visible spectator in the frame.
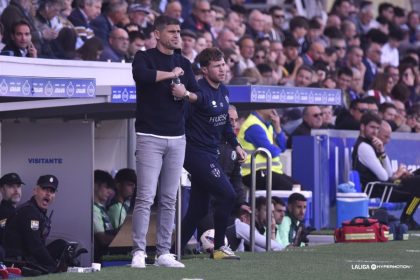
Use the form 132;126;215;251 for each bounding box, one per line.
164;1;182;23
277;193;308;247
34;0;62;58
350;67;364;97
0;20;37;57
384;65;399;87
108;168;136;229
362;41;382;91
398;64;418;108
181;0;212;35
194;33;207;54
93;170;116;262
301;41;324;67
352;114;420;229
127;3;152;33
1;0;41;50
293;65;314;87
283;36;303;83
381;27;403;67
354;1;375;35
377;3;394;23
341;19;357;42
286;16;309;54
68;0;102;30
245;9;265;40
330;0;352;20
346;46;366;80
393;100;411;132
407;11;419;44
224;10;244;38
180;29;197;63
378;102;398;130
336;99;369;130
237;35;256;75
216;28;236;50
51;27;77;59
126;31;145;62
90;1;128;45
76;36;103;60
336;66;354;109
99;27;129;62
330;36;346;67
320;105;335;128
366;73;393;104
287;106;323;148
268;5;285;42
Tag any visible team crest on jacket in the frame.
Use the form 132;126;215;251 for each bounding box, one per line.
211;167;221;178
31;220;39;230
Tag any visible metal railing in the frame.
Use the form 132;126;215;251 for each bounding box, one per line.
249;147;273;252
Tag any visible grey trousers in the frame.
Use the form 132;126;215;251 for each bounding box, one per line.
132;134;186;255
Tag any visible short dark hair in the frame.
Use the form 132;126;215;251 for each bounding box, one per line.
11;20;31;35
196;47;224;67
289;16;309;31
272;196;285;207
268;5;283;15
362;96;379;106
337;66;353;78
297;65;314;75
378;2;393;15
128;31;145;43
350;98;367;109
288;193;307;205
115;168;137;184
255;196;267;211
379;102;396;113
94;169;114;188
360;112;382;125
237;35;254;49
153;15;180;31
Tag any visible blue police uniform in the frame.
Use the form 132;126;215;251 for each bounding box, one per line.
180;78;240;251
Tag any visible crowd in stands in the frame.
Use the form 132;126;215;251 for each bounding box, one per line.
1;0;419;135
0;0;419;266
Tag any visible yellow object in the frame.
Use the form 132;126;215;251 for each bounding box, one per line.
237;113;283;177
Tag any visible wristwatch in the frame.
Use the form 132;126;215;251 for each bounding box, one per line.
184;90;191;100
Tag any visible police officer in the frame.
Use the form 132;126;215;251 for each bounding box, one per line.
4;175;59;273
0;173;24;260
0;173;24;244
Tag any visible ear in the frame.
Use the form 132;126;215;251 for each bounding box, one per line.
154;29;160;41
201;66;208;75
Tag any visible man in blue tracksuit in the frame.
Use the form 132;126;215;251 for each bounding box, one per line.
180;47;247;260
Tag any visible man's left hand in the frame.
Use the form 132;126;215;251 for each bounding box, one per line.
235;146;247;163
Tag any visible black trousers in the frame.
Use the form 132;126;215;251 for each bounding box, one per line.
181;147;237;250
242;170;298;191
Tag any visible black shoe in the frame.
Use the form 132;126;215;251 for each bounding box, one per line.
401;218;420;230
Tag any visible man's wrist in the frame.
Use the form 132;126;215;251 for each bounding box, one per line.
183;90;190;99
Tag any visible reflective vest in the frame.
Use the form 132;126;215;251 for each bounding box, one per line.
237;114;283;177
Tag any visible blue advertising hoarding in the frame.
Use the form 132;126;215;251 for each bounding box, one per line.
0;75;96;98
110;85;342;106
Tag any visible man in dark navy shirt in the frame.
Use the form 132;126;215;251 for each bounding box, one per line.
180;47;246;260
131;15;200;269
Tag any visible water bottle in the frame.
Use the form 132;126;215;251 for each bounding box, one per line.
171;77;182;101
